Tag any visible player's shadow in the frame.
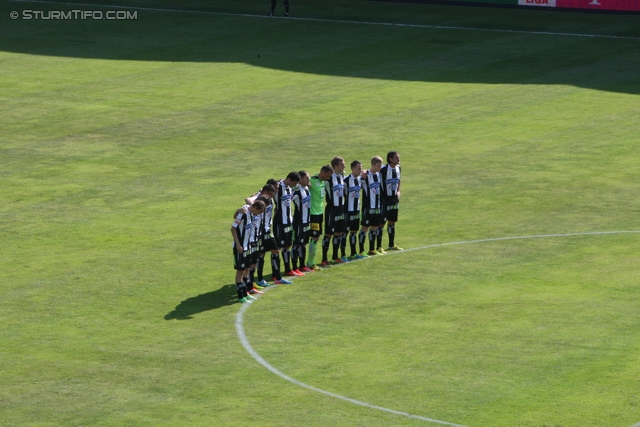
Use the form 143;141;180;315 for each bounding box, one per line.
164;284;237;320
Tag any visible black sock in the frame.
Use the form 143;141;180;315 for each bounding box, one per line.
292;246;299;270
283;248;291;273
236;282;244;300
322;235;331;262
359;230;366;253
349;232;357;256
332;236;340;260
271;252;282;280
240;279;248;298
388;224;395;247
299;246;306;267
376;227;383;249
257;254;265;281
369;230;376;252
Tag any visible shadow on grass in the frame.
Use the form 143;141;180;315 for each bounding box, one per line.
164;283;237;320
1;0;639;95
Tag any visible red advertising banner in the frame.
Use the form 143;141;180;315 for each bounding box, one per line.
556;0;640;10
519;0;557;6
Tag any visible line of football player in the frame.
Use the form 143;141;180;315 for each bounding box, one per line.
231;152;402;303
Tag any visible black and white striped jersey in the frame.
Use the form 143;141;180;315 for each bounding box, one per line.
325;173;345;210
274;180;294;226
259;199;274;237
344;174;362;213
232;206;255;251
250;212;262;244
380;164;401;199
292;185;311;226
362;171;382;210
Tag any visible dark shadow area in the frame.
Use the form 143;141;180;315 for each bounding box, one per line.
1;0;639;94
164;284;237;320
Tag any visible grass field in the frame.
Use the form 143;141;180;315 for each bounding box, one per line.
1;0;640;426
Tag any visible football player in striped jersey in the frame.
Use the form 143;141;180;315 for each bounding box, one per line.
360;156;384;256
344;160;365;260
291;170;312;274
323;157;347;266
231;200;266;303
245;182;289;286
379;151;403;252
274;172;301;278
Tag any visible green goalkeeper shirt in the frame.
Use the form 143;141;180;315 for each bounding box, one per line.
308;175;326;215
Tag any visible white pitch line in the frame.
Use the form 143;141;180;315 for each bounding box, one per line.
398;230;640;254
237;230;640;426
10;0;640;41
235;291;469;427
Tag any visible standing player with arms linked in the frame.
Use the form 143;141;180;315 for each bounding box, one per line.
246;181;292;286
323;157;348;266
274;172;301;279
291;170;313;274
379;150;403;252
344;160;365;260
360;156;384;256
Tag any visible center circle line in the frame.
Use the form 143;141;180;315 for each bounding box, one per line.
236;230;640;426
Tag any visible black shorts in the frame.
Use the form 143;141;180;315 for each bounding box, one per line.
274;223;294;248
362;208;383;227
260;233;278;252
294;222;311;245
248;243;259;265
325;207;346;234
346;212;360;232
233;245;251;271
383;203;399;222
310;214;323;238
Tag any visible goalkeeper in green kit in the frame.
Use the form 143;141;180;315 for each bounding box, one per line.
305;165;333;270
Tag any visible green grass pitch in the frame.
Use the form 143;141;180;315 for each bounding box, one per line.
1;0;640;426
